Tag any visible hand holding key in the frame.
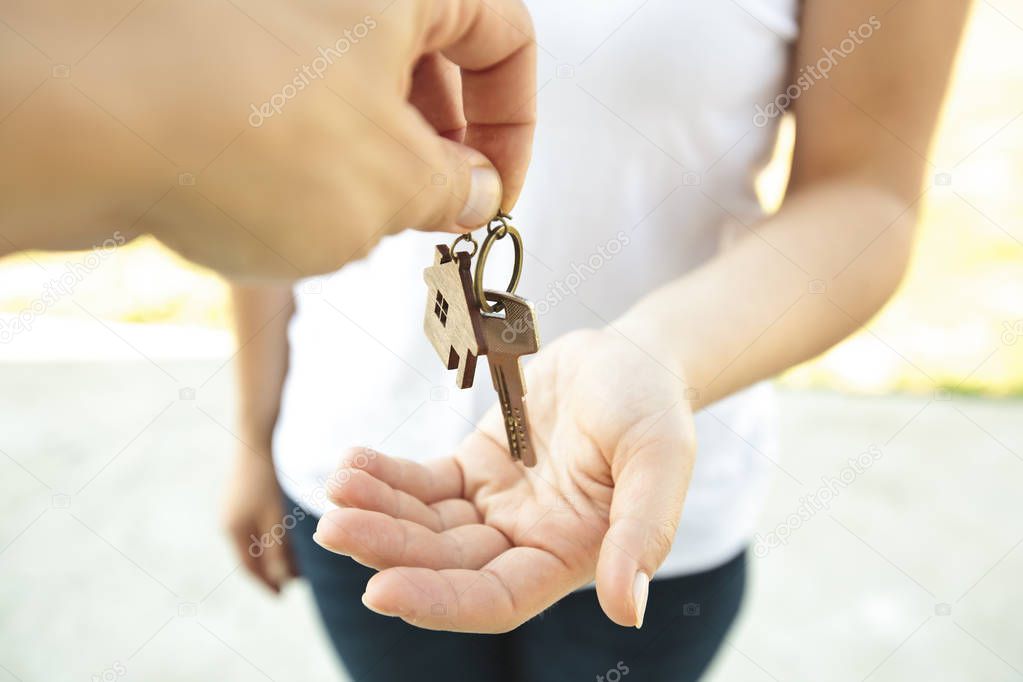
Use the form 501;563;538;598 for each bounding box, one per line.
314;328;697;633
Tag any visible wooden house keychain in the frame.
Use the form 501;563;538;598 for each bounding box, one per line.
423;212;540;467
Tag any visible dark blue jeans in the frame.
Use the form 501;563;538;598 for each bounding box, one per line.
286;495;746;682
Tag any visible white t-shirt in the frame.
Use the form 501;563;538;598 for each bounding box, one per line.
274;0;798;578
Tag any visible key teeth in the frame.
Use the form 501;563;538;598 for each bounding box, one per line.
514;425;537;467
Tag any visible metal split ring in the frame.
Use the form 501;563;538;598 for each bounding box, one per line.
487;211;512;239
449;213;523;314
450;232;478;258
475;213;523;314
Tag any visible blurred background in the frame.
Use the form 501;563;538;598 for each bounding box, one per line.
1;3;1021;682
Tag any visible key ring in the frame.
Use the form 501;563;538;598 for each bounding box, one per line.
475;212;523;314
450;232;478;258
487;211;511;239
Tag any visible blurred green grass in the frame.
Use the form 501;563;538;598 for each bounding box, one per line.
1;4;1020;395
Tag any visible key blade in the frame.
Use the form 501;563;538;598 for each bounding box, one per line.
489;355;537;467
481;289;540;468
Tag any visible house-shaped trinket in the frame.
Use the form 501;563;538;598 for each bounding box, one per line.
423;245;487;389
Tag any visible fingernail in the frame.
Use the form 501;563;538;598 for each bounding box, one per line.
457;166;502;229
633;571;649;629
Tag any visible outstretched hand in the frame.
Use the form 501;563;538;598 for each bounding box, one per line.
314;328;696;633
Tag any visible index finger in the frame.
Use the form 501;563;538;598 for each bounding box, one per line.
423;0;537;208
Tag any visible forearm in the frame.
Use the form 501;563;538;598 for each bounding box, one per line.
617;177;917;411
231;284;295;451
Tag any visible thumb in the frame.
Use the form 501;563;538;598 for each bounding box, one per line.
428;139;504;232
393;126;504;234
595;410;695;628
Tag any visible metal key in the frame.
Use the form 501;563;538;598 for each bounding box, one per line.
480;289;540;467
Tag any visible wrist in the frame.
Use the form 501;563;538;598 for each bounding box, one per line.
611;305;707;411
234;448;277;481
234;422;275;459
609;309;685;380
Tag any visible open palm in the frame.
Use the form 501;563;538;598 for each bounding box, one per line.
315;328;696;632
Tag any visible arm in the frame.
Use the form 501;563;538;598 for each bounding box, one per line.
618;0;971;407
222;283;296;592
0;0;534;277
230;284;294;451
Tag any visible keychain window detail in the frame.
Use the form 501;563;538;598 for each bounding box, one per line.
434;291;450;326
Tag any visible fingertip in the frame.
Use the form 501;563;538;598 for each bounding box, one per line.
363;571;408;617
455;164;502;230
251;564;281;595
326;469;353;502
595;535;641;628
313;513;352;556
596;583;637;628
335;445;378;472
327;465;386;511
415;140;503;233
325;466;365;506
596;583;636;627
361;589;395;617
265;546;293;586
